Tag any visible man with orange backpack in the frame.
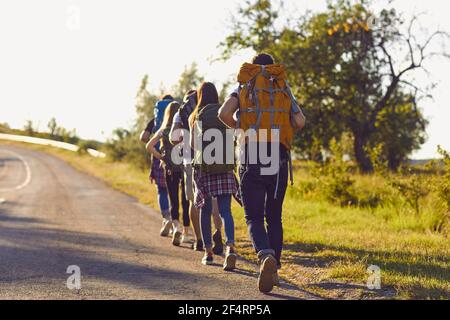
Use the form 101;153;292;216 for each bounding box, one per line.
219;53;306;293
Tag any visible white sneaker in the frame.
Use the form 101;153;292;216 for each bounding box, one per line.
160;219;172;237
181;227;192;244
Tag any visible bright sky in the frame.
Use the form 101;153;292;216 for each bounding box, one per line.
0;0;448;159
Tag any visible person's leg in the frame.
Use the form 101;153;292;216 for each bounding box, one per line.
200;197;213;252
166;170;183;245
211;197;224;255
211;198;222;231
217;194;238;271
190;203;202;246
240;164;277;292
184;165;202;248
216;194;235;247
265;163;288;268
157;185;170;219
180;174;190;228
239;165;273;258
157;185;172;237
166;171;180;225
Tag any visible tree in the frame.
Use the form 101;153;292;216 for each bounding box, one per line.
135;75;159;131
371;92;428;171
220;0;449;172
24;120;35;136
48;117;58;137
172;62;204;100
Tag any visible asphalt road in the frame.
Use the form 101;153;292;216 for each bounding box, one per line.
0;144;317;300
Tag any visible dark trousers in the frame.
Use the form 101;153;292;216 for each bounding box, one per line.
239;162;288;266
165;169;190;227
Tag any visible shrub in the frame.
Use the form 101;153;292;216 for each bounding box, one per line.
388;168;429;215
77;140;102;155
313;138;358;207
105;128;150;171
436;146;450;212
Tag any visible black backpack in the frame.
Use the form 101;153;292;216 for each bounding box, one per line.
179;92;196;130
160;128;183;173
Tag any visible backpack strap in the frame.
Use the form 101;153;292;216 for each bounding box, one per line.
288;151;294;186
284;80;302;114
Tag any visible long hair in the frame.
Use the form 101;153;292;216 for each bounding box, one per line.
189;82;219;128
160;101;180;132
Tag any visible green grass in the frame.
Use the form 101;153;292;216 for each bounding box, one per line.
3;141;448;299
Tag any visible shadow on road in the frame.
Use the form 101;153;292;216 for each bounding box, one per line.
0;211;227;298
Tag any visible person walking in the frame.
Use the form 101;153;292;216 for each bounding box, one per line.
140;94;174;237
219;53;306;293
146;101;191;246
170;90;225;254
189;82;240;270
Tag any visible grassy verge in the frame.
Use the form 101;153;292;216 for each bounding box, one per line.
3;141;448;299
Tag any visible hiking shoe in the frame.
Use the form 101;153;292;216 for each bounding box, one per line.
258;254;277;293
193;240;204;251
181;234;190;244
181;228;192;244
223;253;237;271
273;271;280;287
172;230;182;246
160;219;172;237
202;254;214;266
212;230;224;255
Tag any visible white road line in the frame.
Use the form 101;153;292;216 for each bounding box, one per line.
0;149;32;192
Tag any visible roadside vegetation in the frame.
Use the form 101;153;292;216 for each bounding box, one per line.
3;139;448;299
2;0;449;300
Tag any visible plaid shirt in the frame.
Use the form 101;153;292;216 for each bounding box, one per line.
193;170;241;209
150;158;166;188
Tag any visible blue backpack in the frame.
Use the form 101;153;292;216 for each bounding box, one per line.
153;99;173;133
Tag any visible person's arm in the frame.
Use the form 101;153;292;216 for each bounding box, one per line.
140;119;155;143
140;130;151;143
219;96;239;129
189;123;195;151
289;92;306;130
169;111;183;144
169;122;183;144
146;130;163;160
291;108;306;130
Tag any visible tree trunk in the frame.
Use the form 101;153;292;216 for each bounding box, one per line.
387;152;402;172
353;133;373;173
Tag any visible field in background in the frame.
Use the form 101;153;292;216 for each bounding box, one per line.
2;141;448;300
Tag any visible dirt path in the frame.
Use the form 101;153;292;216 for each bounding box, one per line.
0;144;319;300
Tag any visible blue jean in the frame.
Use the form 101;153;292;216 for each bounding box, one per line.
200;195;235;249
157;185;169;219
239;162;288;267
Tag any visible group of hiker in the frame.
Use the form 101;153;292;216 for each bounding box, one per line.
140;53;306;293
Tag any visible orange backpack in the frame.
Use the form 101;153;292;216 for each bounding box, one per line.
237;63;297;150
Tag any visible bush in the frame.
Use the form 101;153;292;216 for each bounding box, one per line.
388;168;429;215
105;128;150;171
77;140;102;155
436;146;450;212
312;139;358;207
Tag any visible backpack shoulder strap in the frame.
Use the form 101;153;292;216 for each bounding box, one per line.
284;80;302;114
